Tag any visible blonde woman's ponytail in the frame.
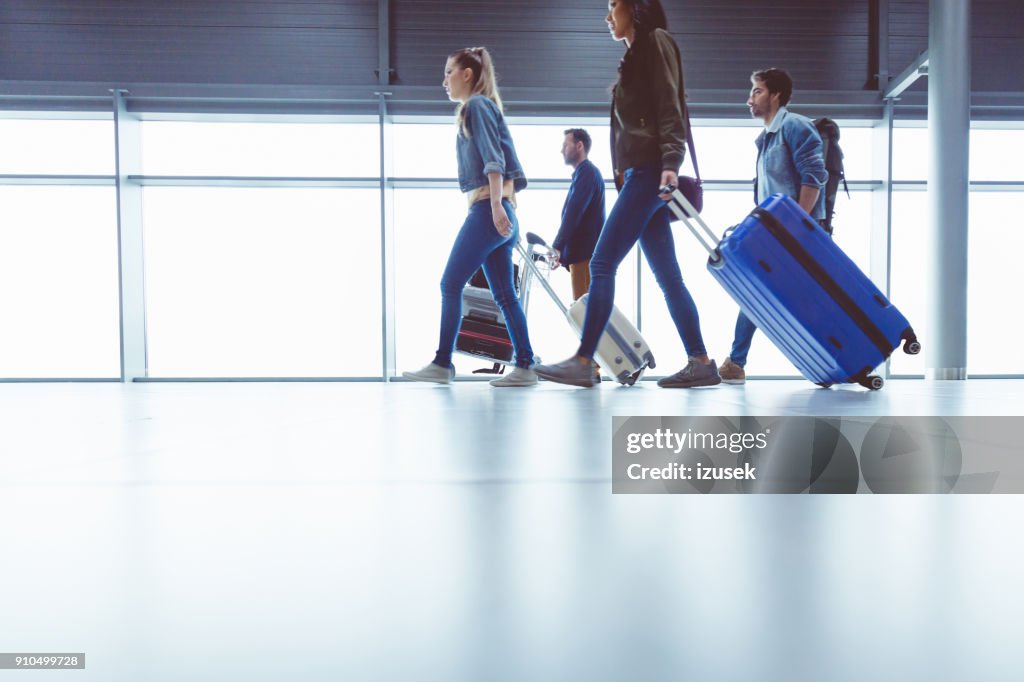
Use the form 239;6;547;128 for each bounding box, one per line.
450;46;504;136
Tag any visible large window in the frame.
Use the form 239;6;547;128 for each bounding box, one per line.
142;120;380;176
0;186;120;378
894;125;1024;182
0;117;114;175
0;115;119;379
391;123;460;179
138;118;383;378
2;109;1021;380
143;187;381;378
890;125;1024;376
888;191;929;376
965;192;1024;374
890;189;1024;376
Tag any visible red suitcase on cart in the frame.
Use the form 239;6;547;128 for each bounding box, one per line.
455;264;528;374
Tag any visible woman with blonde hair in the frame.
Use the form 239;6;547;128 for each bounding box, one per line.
402;47;537;387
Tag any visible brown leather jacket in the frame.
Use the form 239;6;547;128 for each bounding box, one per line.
610;28;688;179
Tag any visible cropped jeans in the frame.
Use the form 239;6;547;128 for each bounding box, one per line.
433;198;535;370
578;164;707;360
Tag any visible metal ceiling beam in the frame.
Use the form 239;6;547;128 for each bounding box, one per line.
883;51;930;100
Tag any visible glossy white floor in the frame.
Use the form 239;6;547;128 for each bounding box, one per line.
1;379;1022;681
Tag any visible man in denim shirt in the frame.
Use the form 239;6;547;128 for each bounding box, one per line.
719;68;828;385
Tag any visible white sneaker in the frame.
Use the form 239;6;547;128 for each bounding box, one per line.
489;366;538;387
402;362;455;384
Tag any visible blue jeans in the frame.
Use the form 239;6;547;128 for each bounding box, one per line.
729;312;757;367
578;165;708;360
433;199;535;369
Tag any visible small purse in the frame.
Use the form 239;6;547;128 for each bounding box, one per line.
674;97;703;218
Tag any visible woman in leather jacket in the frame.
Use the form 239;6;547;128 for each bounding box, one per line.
535;0;720;388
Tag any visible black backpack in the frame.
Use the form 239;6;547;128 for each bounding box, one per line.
813;117;849;234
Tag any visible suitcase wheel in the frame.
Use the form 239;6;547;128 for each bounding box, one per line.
901;328;921;355
816;381;833;389
858;375;884;391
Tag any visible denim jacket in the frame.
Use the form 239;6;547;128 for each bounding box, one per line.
754;106;827;219
456;95;528;194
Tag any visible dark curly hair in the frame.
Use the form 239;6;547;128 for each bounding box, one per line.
751;68;794;106
617;0;670;87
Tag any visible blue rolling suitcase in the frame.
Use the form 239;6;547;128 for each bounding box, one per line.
666;191;921;390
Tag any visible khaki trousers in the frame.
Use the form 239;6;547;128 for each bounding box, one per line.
567;261;591;302
567;261;599;373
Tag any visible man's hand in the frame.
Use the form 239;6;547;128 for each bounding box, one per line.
549;251;561;270
798;185;821;215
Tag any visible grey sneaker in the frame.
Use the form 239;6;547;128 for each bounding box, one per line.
489;366;538;387
402;362;455;384
657;359;722;388
533;356;599;388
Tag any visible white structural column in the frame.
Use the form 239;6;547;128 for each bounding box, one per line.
927;0;970;380
377;0;397;379
113;90;148;381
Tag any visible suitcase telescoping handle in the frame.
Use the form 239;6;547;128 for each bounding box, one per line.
661;186;722;264
515;233;570;316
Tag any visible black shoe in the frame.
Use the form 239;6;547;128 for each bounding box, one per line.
657;359;722;388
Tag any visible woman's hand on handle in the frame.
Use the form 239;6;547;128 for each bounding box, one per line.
658;170;678;201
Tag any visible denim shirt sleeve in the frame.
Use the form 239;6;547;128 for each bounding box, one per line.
782;117;827;189
463;96;505;177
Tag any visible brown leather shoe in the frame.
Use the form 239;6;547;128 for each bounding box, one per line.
719;358;746;385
